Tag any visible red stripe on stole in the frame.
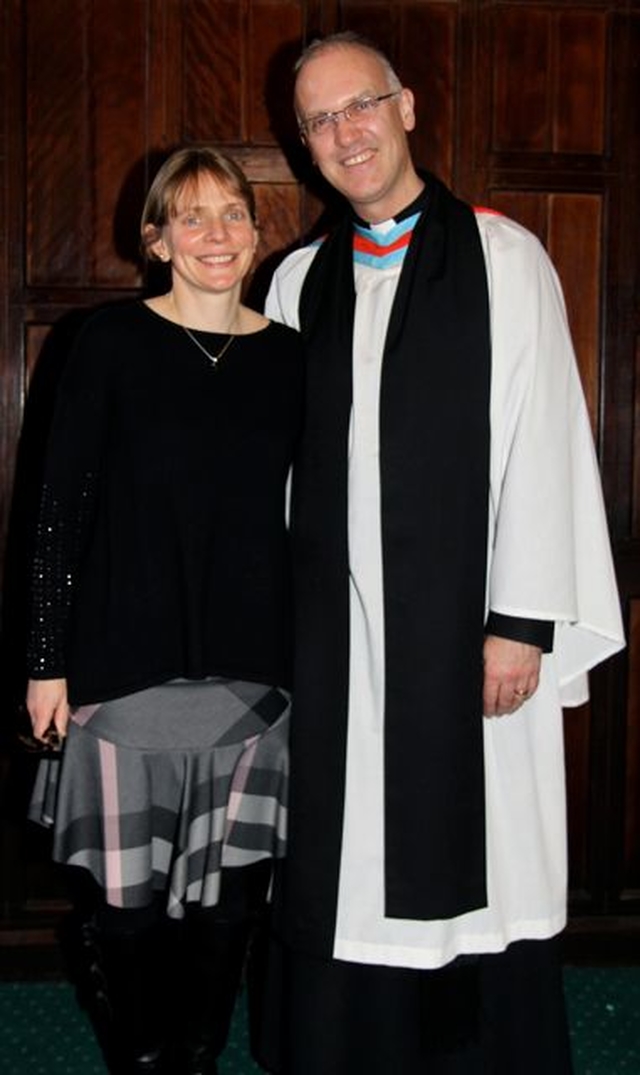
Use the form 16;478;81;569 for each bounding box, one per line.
473;206;504;216
352;231;413;257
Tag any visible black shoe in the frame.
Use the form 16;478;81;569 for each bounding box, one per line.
181;1043;219;1075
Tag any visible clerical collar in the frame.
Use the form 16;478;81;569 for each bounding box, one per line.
352;183;429;230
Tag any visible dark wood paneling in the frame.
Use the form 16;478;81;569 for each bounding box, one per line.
555;10;606;154
25;0;92;287
90;0;148;286
491;6;607;155
564;704;592;896
254;183;303;263
600;10;640;535
485;191;548;242
338;0;398;46
624;599;640;895
398;3;458;186
247;2;305;143
25;326;52;386
493;6;551;152
184;0;245;142
635;338;640;535
547;193;602;431
1;0;27;568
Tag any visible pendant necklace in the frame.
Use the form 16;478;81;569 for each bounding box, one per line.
182;325;236;369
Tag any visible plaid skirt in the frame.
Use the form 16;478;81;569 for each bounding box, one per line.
28;678;290;918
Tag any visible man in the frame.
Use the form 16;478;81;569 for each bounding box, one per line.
256;32;624;1075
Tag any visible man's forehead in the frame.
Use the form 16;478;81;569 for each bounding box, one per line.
295;47;386;107
298;44;383;79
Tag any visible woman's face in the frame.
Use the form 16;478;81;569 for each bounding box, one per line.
151;172;259;297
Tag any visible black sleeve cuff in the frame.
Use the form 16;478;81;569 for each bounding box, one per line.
485;612;554;653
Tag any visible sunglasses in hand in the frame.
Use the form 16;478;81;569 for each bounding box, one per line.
15;706;64;755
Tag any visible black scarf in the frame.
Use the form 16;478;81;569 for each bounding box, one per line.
289;172;491;939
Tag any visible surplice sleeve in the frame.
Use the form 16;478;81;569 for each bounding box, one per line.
479;212;624;704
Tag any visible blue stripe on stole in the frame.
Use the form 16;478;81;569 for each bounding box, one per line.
353;212;421;269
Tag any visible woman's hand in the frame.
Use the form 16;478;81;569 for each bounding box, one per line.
26;678;70;741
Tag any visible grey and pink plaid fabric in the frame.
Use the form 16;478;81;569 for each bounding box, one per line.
28;678;289;918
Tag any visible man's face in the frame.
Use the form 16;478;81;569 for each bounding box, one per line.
295;45;419;223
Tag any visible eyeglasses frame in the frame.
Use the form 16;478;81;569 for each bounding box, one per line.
298;90;402;139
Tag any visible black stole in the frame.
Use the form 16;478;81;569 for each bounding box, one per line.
290;173;490;940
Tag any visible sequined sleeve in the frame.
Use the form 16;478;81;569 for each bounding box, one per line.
27;473;97;678
26;318;108;680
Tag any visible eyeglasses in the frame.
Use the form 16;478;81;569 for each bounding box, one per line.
298;91;402;139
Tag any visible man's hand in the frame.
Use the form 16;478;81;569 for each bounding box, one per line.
483;635;541;717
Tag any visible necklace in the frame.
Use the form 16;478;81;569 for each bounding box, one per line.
182;325;236;369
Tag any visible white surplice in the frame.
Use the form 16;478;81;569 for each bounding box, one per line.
266;210;624;970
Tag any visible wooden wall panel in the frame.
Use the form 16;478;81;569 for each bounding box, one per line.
91;0;148;286
25;327;51;387
27;0;158;291
484;191;547;243
601;11;640;537
624;599;640;896
337;0;397;44
248;2;304;143
146;0;184;153
635;337;640;536
492;6;607;155
26;0;92;287
492;6;550;152
183;0;303;146
547;193;602;432
184;0;245;142
0;2;23;580
555;11;606;154
398;4;458;186
564;704;592;896
254;183;302;264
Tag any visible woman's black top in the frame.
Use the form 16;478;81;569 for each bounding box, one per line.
27;302;304;704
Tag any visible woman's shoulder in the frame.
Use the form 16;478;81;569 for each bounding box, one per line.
264;318;302;345
80;298;151;335
262;319;305;365
56;301;156;394
67;300;152;360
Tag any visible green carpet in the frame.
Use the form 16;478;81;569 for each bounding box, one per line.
0;969;638;1073
0;980;261;1074
564;967;640;1075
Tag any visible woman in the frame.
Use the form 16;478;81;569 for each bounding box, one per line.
26;146;304;1074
